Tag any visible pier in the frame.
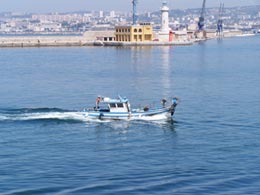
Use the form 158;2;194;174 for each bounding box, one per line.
0;36;94;47
0;35;194;48
0;30;247;48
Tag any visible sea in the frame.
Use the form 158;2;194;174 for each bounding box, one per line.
0;35;260;194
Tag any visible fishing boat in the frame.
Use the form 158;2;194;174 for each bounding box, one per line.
83;95;179;120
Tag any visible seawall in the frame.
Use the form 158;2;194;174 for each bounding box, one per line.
103;41;193;46
0;36;193;48
0;36;94;47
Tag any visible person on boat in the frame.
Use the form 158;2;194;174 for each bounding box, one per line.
161;99;167;107
143;106;149;111
95;96;101;110
172;97;178;107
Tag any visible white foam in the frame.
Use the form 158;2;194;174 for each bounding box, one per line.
21;112;88;121
0;116;8;121
0;112;88;122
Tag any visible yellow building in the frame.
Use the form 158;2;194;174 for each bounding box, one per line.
115;23;153;42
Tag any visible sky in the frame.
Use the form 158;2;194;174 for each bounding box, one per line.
0;0;259;13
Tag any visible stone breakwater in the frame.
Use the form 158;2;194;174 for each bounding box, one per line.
0;36;193;47
0;30;248;48
0;36;94;47
103;40;193;46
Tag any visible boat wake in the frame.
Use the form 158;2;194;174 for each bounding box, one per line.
0;107;173;123
0;108;88;123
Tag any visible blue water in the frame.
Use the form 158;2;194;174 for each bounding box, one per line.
1;36;260;194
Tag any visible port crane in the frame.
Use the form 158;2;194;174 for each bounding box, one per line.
198;0;206;31
194;0;207;39
132;0;138;25
217;3;224;37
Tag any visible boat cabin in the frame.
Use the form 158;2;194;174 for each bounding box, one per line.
98;96;130;113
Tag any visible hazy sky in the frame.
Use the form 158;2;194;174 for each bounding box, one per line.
0;0;259;13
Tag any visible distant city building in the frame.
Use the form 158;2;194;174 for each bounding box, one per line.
0;5;259;35
99;11;104;18
32;14;90;23
110;11;115;18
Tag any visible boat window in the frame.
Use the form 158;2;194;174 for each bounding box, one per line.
117;103;124;108
110;103;116;108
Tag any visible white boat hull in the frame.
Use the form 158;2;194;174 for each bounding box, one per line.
84;107;175;121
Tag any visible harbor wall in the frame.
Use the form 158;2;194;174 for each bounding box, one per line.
0;36;94;47
103;40;193;46
0;35;193;47
0;30;247;48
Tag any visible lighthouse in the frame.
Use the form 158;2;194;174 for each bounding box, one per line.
161;1;169;33
158;1;171;42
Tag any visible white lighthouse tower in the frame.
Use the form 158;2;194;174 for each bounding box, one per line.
158;1;171;42
161;1;169;33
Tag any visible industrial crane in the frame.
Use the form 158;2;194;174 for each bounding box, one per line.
217;3;224;37
198;0;206;31
132;0;138;25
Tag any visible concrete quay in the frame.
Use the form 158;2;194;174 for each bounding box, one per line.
0;30;249;48
0;36;94;47
0;36;193;48
103;40;193;46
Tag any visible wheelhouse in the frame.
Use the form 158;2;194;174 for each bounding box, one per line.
101;96;130;113
108;102;129;113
